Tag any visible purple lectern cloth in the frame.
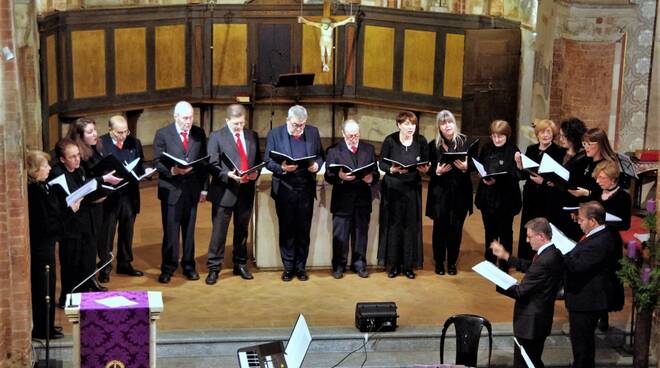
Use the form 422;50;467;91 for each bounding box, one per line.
80;291;150;368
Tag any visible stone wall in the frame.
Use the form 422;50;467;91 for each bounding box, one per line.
0;0;31;367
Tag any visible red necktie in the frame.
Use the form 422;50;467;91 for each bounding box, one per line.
351;146;357;154
181;131;189;152
235;132;249;172
532;253;539;263
116;141;123;149
293;134;301;140
580;235;587;241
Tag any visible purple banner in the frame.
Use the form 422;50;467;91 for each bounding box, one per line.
80;291;150;368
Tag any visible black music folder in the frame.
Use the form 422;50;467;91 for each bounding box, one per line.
160;152;210;170
327;162;376;180
381;157;429;169
269;151;317;166
221;153;266;177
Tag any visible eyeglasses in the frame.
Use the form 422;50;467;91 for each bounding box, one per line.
582;141;597;147
290;122;305;129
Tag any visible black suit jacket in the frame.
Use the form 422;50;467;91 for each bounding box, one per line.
98;134;144;213
207;126;262;207
264;124;324;199
497;245;564;340
153;123;207;205
324;141;379;215
564;227;615;312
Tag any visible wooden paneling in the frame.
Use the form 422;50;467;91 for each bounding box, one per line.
362;25;394;90
115;27;147;95
213;23;248;86
46;35;58;106
48;115;59;149
155;24;186;90
443;33;464;98
71;30;106;99
345;26;356;86
402;29;435;95
301;25;332;85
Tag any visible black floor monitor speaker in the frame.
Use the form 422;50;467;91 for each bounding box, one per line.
355;302;398;332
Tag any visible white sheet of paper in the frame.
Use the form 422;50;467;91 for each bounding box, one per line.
284;314;312;368
606;213;622;222
471;158;488;177
549;223;576;254
472;261;518;289
162;152;188;166
65;179;98;207
538;154;570;181
634;233;650;242
513;337;536;368
94;295;138;308
48;174;71;195
562;206;579;211
124;157;141;172
521;153;540;169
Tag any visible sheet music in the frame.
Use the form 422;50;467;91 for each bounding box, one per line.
513;337;536;368
606;213;622;222
48;174;71;195
521;153;540;169
124;157;140;172
538;154;569;182
284;314;312;368
65;179;98;207
471;158;488;177
472;261;518;289
549;223;576;254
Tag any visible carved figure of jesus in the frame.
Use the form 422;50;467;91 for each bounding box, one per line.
298;15;355;72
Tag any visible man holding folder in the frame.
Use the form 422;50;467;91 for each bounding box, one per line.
490;217;564;368
205;104;261;284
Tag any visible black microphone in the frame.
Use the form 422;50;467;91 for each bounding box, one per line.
67;252;114;308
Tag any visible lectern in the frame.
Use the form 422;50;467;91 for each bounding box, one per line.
65;291;164;368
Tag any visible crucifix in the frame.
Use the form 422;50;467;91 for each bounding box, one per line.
298;0;355;72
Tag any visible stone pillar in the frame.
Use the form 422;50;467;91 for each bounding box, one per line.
645;0;659;149
0;0;32;367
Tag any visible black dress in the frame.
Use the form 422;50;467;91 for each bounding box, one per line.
517;143;565;259
426;136;477;268
599;188;631;312
378;132;429;271
82;147;106;269
475;141;522;264
555;150;589;241
28;181;63;338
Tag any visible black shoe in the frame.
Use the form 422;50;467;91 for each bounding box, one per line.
158;273;171;284
117;265;144;277
183;270;200;281
598;315;610;332
405;270;416;279
332;269;344;279
50;330;64;339
205;270;219;285
53;325;63;332
357;269;369;278
98;271;110;283
281;270;294;282
297;270;309;281
447;265;457;275
387;267;400;278
233;265;254;280
90;278;108;292
435;264;445;275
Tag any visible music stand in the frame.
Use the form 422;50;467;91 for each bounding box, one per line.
275;73;315;103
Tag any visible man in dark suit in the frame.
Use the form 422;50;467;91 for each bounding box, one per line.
97;115;147;282
264;105;324;282
205;104;261;285
153;101;208;283
324;119;378;279
491;217;564;368
564;201;615;368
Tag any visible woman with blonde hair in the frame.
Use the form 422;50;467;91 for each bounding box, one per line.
514;119;565;260
425;110;477;275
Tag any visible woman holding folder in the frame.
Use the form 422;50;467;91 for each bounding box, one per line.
378;111;429;279
475;120;521;269
426;110;476;275
567;127;618;201
515;119;565;260
556;118;588;241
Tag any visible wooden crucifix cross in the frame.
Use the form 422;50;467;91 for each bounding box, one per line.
298;0;355;72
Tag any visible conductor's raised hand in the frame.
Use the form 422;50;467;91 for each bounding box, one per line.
490;240;509;261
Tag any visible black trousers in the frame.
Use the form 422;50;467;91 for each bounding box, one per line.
431;210;467;266
569;310;600;368
58;233;96;306
160;192;199;275
31;239;56;338
514;336;546;368
100;194;137;271
332;206;370;272
274;186;314;272
207;193;254;271
384;188;419;271
481;209;514;264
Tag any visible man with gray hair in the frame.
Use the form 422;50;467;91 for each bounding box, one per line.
264;105;324;281
324;119;378;279
205;104;261;284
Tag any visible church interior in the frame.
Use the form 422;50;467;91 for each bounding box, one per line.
0;0;658;366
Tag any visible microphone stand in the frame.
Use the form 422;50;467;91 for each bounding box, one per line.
36;265;58;368
67;253;114;309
